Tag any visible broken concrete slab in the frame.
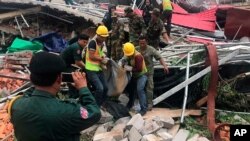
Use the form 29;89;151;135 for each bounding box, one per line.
142;134;163;141
94;125;108;137
112;123;127;133
100;137;116;141
120;138;128;141
168;124;180;137
115;116;131;125
172;129;190;141
187;134;199;141
156;129;173;141
126;114;145;131
99;110;113;124
81;124;98;134
140;120;163;135
93;131;123;141
153;116;175;129
128;127;142;141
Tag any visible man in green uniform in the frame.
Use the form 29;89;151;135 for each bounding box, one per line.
147;8;170;49
110;14;125;61
61;34;89;71
10;52;101;141
136;35;169;110
124;7;147;46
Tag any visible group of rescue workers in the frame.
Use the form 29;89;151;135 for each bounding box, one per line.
8;0;174;141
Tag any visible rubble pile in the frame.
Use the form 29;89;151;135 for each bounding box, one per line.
81;108;209;141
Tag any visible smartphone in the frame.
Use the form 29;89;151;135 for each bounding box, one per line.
62;72;74;83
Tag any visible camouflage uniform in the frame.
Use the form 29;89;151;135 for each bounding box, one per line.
111;18;125;61
128;14;147;46
147;18;166;49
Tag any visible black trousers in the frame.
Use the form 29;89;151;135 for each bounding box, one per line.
162;10;172;36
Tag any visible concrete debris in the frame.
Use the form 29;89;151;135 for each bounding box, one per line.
126;114;145;131
172;129;190;141
140;120;163;135
153;116;175;129
93;130;123;141
142;134;163;141
115;116;130;125
100;137;115;141
80;124;98;134
233;115;249;124
99;109;113;124
128;127;142;141
168;124;180;137
120;138;128;141
156;129;173;141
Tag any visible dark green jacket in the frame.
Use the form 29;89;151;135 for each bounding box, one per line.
10;87;101;141
60;42;83;68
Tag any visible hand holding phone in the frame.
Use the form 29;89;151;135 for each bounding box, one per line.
72;72;87;90
62;73;74;83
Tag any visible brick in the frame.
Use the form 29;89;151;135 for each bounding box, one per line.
126;114;145;131
141;134;163;141
187;134;199;141
172;129;190;141
153;116;175;129
93;131;123;141
140;120;163;135
156;129;173;141
128;127;142;141
99;110;113;124
112;123;126;133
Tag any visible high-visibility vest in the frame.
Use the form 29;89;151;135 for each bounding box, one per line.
130;51;147;77
162;0;173;11
85;40;104;71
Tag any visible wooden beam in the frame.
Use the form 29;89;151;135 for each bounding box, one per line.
0;7;41;20
153;50;240;105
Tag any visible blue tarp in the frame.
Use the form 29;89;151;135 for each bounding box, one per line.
32;32;68;53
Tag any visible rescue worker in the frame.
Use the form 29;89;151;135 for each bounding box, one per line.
147;8;170;49
60;34;89;71
136;35;169;110
110;14;125;61
161;0;173;37
85;25;109;106
142;0;153;26
10;52;101;141
121;42;148;115
124;7;147;46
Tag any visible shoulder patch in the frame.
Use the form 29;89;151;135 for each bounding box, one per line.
80;107;89;119
77;49;81;55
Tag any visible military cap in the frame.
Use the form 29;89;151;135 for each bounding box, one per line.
124;7;133;14
151;8;161;17
29;52;66;75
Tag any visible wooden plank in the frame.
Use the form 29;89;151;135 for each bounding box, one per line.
0;7;41;20
143;108;202;120
153;50;239;105
196;96;208;107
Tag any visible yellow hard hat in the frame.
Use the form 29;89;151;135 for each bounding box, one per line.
96;25;109;37
123;42;135;56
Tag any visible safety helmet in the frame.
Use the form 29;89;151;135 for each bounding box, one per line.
96;25;109;37
123;42;135;56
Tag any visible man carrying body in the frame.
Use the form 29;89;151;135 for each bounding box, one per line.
10;52;101;141
85;25;109;106
124;7;147;46
122;42;148;115
136;35;169;110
